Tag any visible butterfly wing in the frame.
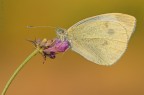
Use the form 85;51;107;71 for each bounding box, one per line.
67;13;136;65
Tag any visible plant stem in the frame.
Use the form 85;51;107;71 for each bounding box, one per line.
1;48;40;95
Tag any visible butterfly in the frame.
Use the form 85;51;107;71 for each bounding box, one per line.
55;13;136;65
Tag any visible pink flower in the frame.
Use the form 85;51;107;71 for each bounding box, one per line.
31;38;70;62
43;38;70;59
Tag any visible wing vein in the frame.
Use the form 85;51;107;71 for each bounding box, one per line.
85;37;126;43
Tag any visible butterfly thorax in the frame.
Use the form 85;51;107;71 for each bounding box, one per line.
56;28;68;41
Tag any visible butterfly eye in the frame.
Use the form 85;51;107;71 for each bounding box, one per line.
56;28;65;34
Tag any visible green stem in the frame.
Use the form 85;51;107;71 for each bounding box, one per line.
1;48;40;95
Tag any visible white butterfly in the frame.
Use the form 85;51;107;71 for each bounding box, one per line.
56;13;136;66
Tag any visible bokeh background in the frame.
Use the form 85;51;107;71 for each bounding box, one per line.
0;0;144;95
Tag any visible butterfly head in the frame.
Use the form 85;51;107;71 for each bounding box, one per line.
56;28;68;41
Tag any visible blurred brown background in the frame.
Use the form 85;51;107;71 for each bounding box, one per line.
0;0;144;95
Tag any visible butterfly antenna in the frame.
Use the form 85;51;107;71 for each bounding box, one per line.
26;25;57;29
